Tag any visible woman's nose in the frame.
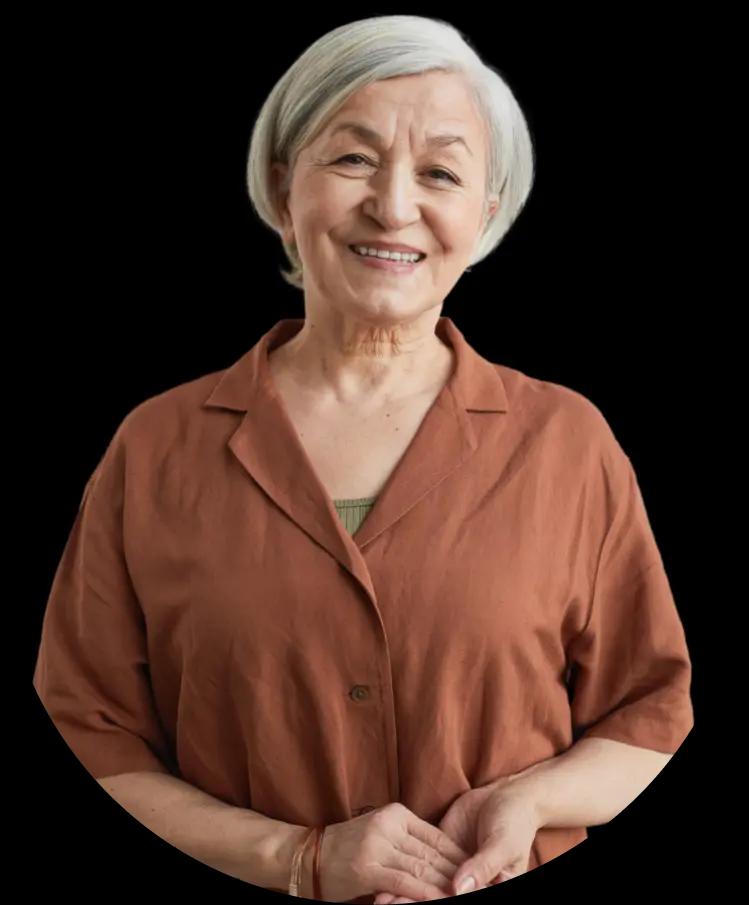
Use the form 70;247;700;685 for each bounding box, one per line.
362;165;422;230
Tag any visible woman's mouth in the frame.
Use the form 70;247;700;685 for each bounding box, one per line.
347;245;426;274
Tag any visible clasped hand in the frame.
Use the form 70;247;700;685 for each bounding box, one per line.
373;779;541;902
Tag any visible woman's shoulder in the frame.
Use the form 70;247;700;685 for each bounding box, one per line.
109;366;230;455
491;361;627;466
495;362;614;430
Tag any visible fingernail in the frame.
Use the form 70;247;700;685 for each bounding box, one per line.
457;876;476;894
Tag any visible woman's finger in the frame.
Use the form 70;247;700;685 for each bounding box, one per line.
394;834;460;887
374;860;451;902
403;810;469;866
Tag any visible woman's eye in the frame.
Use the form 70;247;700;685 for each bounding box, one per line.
334;154;458;184
335;153;370;167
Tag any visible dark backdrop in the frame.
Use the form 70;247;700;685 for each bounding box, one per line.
25;6;720;900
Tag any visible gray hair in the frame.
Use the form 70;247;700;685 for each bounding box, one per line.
245;15;536;291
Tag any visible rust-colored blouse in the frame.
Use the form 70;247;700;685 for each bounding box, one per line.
32;316;694;899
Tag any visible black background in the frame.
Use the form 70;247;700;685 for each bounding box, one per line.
26;5;723;900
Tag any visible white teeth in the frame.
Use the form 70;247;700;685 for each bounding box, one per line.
352;245;423;263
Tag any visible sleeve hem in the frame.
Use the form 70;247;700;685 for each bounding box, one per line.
61;732;177;781
576;716;695;755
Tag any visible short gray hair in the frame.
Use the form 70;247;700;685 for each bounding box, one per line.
246;15;536;291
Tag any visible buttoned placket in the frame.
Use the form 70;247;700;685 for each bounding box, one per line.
202;317;509;812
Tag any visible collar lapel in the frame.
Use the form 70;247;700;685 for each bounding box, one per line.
202;317;509;596
353;316;509;547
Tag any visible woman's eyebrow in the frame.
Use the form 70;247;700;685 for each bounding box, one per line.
327;120;473;157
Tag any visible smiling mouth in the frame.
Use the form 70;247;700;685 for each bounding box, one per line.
347;245;427;265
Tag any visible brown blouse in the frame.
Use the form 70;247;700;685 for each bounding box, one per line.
32;316;694;901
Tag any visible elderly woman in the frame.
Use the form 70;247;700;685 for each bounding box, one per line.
32;14;694;904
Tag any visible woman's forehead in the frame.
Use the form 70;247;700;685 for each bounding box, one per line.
312;82;485;159
327;72;479;129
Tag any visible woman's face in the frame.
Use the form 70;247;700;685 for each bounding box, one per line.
272;70;499;325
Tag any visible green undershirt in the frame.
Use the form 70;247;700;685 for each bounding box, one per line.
333;497;377;535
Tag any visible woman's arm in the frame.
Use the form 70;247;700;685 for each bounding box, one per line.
97;771;313;894
499;737;673;828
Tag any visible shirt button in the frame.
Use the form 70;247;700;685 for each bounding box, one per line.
350;685;370;702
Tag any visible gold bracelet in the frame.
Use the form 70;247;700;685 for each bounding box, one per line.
288;827;316;897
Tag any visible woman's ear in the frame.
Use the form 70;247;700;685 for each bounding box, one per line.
486;195;500;224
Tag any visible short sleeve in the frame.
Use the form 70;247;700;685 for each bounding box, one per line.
566;444;695;755
32;420;177;780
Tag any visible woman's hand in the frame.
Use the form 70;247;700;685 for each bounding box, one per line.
318;802;471;902
373;780;542;903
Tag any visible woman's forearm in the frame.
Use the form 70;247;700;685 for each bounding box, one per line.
500;737;673;828
96;771;312;894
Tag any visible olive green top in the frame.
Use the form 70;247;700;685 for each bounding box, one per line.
333;497;377;535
